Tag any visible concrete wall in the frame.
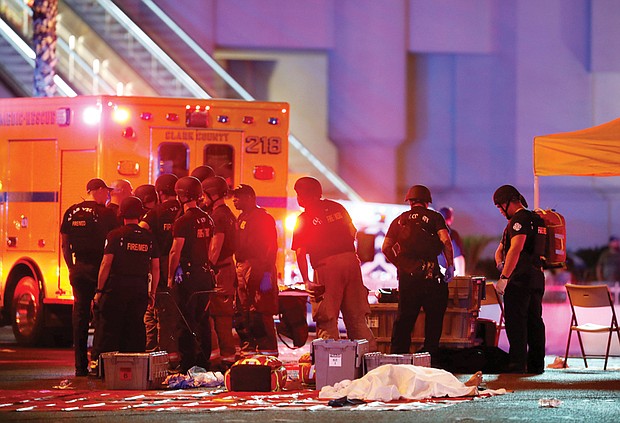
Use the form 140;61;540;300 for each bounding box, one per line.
151;0;620;252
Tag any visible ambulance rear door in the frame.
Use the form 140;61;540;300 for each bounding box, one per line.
149;127;244;184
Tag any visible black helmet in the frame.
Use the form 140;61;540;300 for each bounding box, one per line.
175;176;203;202
134;184;158;206
233;183;256;198
493;184;527;207
120;196;145;219
294;176;322;198
404;184;432;203
190;165;215;182
202;176;229;199
155;174;178;196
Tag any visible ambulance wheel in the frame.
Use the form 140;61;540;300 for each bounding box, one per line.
11;275;45;346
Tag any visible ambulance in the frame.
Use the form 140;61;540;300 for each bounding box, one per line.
0;95;289;346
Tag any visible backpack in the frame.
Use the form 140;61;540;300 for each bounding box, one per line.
66;203;102;255
396;213;444;260
533;209;567;269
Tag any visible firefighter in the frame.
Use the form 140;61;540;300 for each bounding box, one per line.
168;176;215;372
233;184;279;356
292;177;377;352
202;176;238;362
382;184;454;365
493;184;546;374
140;174;181;352
93;196;160;356
134;184;159;212
60;178;118;377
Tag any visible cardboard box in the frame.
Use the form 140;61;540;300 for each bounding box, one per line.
311;339;369;390
363;352;431;374
102;351;169;390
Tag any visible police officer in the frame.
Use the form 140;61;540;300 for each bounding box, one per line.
292;177;377;352
134;184;159;212
140;174;181;351
382;184;454;364
190;165;216;183
233;184;279;356
190;166;215;210
60;178;118;377
202;176;238;362
93;197;160;355
168;176;215;372
493;184;546;374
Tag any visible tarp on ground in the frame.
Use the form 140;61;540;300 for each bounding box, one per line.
533;117;620;177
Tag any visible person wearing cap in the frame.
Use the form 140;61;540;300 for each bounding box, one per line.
596;236;620;284
493;184;546;374
107;179;134;225
233;183;280;356
60;178;118;377
140;174;182;352
92;196;160;358
292;177;377;352
382;184;454;365
438;207;466;276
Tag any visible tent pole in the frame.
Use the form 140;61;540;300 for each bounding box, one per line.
534;175;540;209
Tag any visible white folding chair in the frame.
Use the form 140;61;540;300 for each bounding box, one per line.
564;283;620;370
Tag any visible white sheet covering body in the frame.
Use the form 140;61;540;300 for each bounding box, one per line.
318;364;477;401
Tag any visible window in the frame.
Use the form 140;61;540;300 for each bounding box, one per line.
203;144;234;188
158;142;189;178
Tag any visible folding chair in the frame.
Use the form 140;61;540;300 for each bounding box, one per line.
480;281;505;346
564;283;620;370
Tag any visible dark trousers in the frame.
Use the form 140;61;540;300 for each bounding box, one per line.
145;255;169;351
172;273;212;372
503;277;546;373
96;276;149;355
391;273;448;360
69;262;99;373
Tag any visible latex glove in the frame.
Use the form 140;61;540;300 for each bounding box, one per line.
496;277;508;295
444;265;455;283
259;272;272;293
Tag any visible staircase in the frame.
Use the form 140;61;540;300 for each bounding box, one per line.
63;0;209;98
0;0;362;200
0;19;33;96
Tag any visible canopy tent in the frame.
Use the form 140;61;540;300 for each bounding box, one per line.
532;117;620;208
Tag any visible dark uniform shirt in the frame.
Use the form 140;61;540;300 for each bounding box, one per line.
142;198;181;255
291;199;355;267
104;224;159;279
385;206;447;276
235;207;277;265
211;203;237;262
502;208;543;288
173;207;214;277
60;200;118;264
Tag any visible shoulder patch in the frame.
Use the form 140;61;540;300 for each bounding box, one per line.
512;222;522;232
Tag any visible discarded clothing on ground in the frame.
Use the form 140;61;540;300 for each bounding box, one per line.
165;366;225;389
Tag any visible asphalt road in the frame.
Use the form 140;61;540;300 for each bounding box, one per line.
1;325;620;422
